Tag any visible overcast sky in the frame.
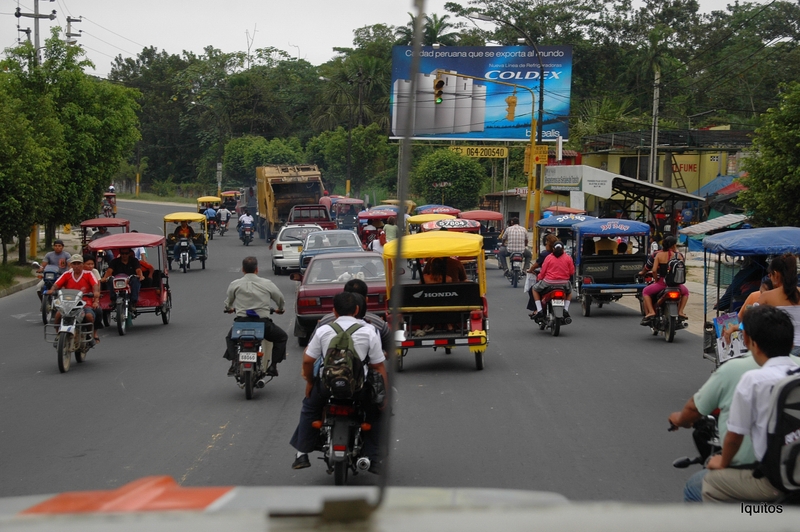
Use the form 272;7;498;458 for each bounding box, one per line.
3;0;765;78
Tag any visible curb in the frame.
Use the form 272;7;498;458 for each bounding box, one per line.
0;279;38;299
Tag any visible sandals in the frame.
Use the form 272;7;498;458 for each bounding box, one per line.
640;316;655;326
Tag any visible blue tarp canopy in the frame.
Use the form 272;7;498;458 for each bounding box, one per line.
702;227;800;255
572;218;651;237
537;214;597;229
692;174;735;198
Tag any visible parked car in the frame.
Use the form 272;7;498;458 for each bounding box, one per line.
270;224;323;274
289;252;386;346
298;230;364;273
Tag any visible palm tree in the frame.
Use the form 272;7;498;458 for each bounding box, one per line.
395;13;460;46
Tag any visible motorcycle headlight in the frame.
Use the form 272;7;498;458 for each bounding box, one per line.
113;279;128;289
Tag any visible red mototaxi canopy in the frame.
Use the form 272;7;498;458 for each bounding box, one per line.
80;218;130;229
87;232;165;250
358;209;396;220
459;210;503;222
544;206;586;214
421;219;482;232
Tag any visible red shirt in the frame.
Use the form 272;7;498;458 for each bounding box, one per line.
54;270;98;302
539;253;575;283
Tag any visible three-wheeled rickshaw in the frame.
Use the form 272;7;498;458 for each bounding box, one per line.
101;192;117;218
418;205;461;216
701;226;800;366
383;231;488;371
197;195;221;238
572;218;650;317
381;199;417;215
163;212;209;272
330;197;364;231
420;218;483;282
88;232;172;335
357;208;396;248
458;210;505;257
406;213;455;235
80;218;131;275
220;190;242;215
536;214;596;257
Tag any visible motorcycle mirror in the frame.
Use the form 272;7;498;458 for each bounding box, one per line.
672;457;694;469
31;261;41;269
289;273;303;282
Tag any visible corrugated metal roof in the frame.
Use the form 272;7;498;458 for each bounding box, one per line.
679;214;748;236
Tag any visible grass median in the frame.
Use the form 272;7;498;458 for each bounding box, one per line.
0;263;35;291
118;193;196;204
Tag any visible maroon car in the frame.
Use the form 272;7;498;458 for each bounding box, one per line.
289;252;386;346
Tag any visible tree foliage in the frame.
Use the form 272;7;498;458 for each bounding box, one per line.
412;150;485;210
737;82;800;227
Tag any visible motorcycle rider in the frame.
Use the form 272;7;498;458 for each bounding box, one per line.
100;248;144;309
497;217;531;273
216;206;232;232
172;220;197;264
238;208;254;241
641;235;689;325
48;254;101;344
203;204;217;228
530;241;575;321
703;305;798;502
223;256;287;377
290;291;387;471
36;239;70;300
315;279;391;352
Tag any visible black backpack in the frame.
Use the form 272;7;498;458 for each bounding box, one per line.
758;366;800;492
320;323;364;399
665;252;686;286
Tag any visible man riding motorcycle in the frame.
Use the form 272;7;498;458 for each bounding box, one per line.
530;242;574;321
172;220;197;263
237;209;254;241
497;217;531;273
36;239;70;300
223;256;288;377
289;291;387;472
100;248;144;308
48;254;101;344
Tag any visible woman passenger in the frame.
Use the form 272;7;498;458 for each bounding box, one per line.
757;254;800;355
641;235;689;324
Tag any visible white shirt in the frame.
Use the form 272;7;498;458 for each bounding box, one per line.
727;356;800;460
133;247;146;261
239;214;254;225
218;208;232;222
306;316;385;375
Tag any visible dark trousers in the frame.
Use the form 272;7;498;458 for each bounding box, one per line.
108;277;141;305
290;381;383;460
223;316;288;366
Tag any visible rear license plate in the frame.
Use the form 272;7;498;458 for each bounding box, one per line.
552;299;564;306
239;352;258;362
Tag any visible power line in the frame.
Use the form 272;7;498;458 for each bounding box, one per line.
82;16;146;49
81;30;135;56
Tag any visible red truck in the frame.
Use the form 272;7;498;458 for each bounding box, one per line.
286;204;336;231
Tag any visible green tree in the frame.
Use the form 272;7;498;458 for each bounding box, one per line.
412;150;485;210
737;82;800;227
223;135;305;185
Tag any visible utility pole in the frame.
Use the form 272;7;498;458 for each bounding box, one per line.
65;16;82;46
649;67;660;184
15;0;56;64
17;27;32;44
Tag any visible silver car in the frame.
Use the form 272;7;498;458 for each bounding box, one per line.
271;224;322;274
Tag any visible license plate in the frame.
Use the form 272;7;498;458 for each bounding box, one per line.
239;352;258;362
552;299;564;306
297;246;302;252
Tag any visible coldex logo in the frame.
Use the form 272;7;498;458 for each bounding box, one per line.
485;70;562;80
412;290;459;298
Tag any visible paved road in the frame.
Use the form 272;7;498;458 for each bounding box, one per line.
0;200;713;502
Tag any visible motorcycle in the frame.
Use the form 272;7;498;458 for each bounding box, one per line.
46;289;94;373
109;274;135;336
504;251;524;288
218;219;228;236
33;262;60;325
640;276;686;342
314;397;372;485
533;284;572;337
670;413;720;469
102;201;113;218
176;238;192;273
240;223;254;246
227;309;275;400
207;218;217;240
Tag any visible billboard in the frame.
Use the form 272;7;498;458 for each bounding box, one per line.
390;45;572;142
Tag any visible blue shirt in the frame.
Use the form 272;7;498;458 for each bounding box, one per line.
204;208;217;220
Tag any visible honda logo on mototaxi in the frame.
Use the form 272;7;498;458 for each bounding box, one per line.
412;291;458;298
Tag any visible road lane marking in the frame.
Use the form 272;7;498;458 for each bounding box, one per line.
180;422;230;484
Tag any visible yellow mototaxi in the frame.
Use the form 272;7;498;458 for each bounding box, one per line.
380;199;417;215
196;196;221;239
383;231;488;371
163;212;208;272
220;190;241;213
405;213;455;235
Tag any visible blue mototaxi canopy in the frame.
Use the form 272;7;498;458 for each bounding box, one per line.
702;227;800;256
537;214;597;229
572;218;651;237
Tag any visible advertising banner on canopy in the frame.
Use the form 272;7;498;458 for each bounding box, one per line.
390;45;572;142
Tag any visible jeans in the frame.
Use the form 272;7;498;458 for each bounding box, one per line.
173;242;197;262
289;380;383;461
108;277;141;305
224;316;288;366
498;246;531;271
684;469;706;502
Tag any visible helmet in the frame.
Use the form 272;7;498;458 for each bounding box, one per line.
108;185;116;192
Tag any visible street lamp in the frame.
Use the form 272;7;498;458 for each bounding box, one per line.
470;13;546;243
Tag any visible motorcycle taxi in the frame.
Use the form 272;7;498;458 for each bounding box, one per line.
459;209;505;259
571;218;650;318
197;196;221;239
701;226;800;366
88;232;172;335
383;231;488;371
220;190;242;215
163;212;209;273
80;218;130;275
419;218;482;282
357;209;396;249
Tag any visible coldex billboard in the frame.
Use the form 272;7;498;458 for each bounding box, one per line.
390;45;572;142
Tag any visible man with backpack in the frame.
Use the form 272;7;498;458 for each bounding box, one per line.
290;291;387;471
703;305;799;502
